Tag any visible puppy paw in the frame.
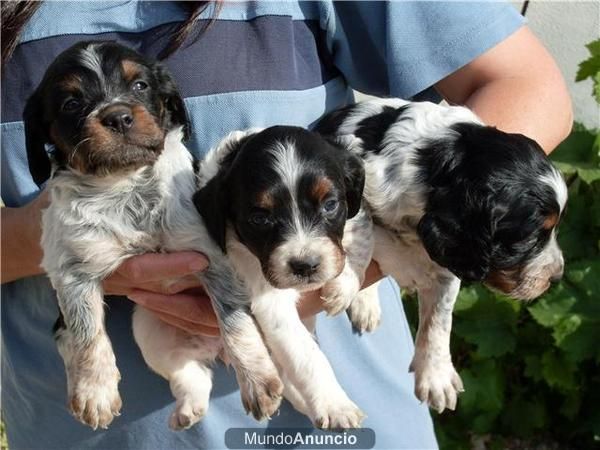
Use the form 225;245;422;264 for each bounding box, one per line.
410;356;464;413
313;395;365;430
169;399;207;431
240;371;284;421
321;277;360;317
347;290;381;333
169;371;211;431
68;365;122;430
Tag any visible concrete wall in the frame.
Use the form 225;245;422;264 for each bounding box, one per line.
517;1;599;128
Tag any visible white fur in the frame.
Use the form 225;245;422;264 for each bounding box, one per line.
42;128;282;429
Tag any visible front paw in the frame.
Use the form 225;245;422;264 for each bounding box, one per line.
347;289;381;333
239;371;284;421
313;394;365;430
68;364;122;429
409;356;464;413
321;277;360;317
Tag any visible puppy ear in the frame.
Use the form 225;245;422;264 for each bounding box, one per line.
23;90;52;186
193;176;228;253
417;193;505;282
343;152;365;218
154;63;190;140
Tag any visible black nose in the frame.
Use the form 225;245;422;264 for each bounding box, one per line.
101;107;134;133
289;256;321;277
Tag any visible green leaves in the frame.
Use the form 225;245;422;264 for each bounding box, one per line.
576;39;600;103
453;290;519;358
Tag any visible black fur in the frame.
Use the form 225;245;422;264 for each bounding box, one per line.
416;123;561;281
355;105;408;154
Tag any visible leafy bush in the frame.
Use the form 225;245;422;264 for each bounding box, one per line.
407;41;600;449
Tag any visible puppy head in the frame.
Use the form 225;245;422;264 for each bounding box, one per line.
24;40;189;185
417;123;567;300
194;126;365;291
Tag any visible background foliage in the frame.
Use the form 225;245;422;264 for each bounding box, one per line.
405;40;600;449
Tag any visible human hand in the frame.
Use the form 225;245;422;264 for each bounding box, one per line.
1;190;50;283
105;252;220;337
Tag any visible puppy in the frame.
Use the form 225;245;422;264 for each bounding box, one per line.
24;41;283;430
194;126;371;429
315;98;567;412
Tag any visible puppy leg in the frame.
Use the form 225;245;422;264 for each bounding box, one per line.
252;291;365;430
347;282;382;333
410;275;464;413
321;207;374;316
132;307;218;430
201;262;284;421
53;275;121;429
369;225;464;411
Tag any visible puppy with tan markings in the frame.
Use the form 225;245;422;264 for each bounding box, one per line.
25;41;282;430
315;98;567;413
194;126;372;429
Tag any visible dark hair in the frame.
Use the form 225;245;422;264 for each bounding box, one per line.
1;0;222;65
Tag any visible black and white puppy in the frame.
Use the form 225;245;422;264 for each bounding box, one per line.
194;126;372;429
315;98;567;413
24;41;283;430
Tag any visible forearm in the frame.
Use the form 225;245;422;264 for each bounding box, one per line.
463;77;573;154
436;26;573;154
1;195;47;283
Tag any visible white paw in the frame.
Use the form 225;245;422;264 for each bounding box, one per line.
169;396;208;431
313;395;365;430
239;370;284;421
321;277;360;317
347;291;381;333
410;356;464;413
68;365;122;430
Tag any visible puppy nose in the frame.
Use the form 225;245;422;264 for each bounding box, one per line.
289;256;321;277
101;107;134;133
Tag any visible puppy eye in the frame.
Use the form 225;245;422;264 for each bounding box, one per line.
248;211;274;228
132;80;148;92
62;98;81;112
322;199;339;214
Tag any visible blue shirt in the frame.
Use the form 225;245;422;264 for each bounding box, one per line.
1;2;524;449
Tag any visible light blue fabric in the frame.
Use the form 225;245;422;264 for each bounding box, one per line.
2;2;525;449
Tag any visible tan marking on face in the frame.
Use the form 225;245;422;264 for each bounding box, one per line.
543;213;559;230
255;190;274;210
59;74;83;92
485;268;520;294
121;60;141;82
310;177;333;203
130;104;162;139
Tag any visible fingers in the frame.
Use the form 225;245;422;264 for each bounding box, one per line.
146;310;220;337
127;289;219;329
105;274;203;296
117;252;208;283
297;290;324;319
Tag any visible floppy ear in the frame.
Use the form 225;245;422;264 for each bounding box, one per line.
154;63;190;140
417;192;506;282
343;152;365;218
193;176;228;253
23;90;52;186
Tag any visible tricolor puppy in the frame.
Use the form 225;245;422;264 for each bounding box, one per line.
194;126;371;429
24;41;283;430
315;98;567;413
